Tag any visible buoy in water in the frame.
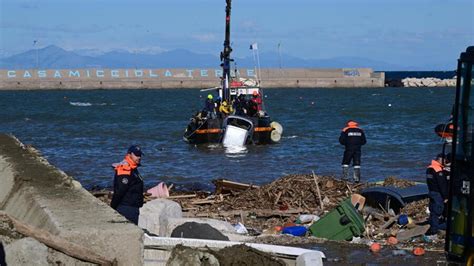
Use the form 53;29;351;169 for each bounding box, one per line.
270;121;283;134
270;130;281;143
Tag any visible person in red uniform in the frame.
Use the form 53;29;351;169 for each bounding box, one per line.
339;120;367;183
110;145;144;225
251;91;263;111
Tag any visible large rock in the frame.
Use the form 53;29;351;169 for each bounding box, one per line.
138;199;182;235
162;217;253;242
170;222;229;241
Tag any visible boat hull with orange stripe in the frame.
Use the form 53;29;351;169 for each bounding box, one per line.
183;115;277;145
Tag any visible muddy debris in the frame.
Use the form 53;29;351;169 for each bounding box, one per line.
167;244;286;266
380;176;417;188
91;174;444;255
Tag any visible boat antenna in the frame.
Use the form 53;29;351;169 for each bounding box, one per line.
220;0;233;103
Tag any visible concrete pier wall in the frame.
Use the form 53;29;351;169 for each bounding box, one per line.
0;134;143;265
0;68;385;89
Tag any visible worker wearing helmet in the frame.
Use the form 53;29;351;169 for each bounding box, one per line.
219;100;232;117
203;94;216;118
339;120;367;183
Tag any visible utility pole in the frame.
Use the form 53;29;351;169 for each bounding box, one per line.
278;42;282;69
33;40;39;69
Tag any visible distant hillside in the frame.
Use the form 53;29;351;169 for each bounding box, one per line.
0;45;408;71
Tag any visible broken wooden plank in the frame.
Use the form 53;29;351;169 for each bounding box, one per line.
381;215;399;230
213;179;260;194
190;199;216;205
191;208;305;219
396;224;430;241
166;194;197;199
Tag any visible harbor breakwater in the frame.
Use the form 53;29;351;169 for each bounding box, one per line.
0;68;384;89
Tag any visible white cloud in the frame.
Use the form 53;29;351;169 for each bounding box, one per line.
191;33;217;43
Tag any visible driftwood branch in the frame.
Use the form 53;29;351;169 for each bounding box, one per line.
312;171;324;212
0;211;116;266
190;208;305;219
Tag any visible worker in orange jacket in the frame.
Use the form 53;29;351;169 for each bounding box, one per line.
426;153;450;235
110;145;144;225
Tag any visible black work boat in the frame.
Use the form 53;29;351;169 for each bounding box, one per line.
183;0;282;146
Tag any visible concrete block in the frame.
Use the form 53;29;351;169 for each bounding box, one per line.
5;237;49;265
139;199;182;235
296;251;323;266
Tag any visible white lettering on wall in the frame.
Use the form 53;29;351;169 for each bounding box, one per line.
54;70;62;78
69;70;80;77
111;70;120;78
38;70;46;78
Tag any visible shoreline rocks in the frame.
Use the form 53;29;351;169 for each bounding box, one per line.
386;77;456;87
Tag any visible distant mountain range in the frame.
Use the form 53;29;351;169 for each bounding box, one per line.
0;45;427;71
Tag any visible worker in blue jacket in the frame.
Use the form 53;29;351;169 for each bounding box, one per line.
426;153;450;235
339;120;366;182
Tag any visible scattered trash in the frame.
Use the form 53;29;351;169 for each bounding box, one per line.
370;242;381;253
386;236;398;245
412;247;425;256
234;222;249;234
282;226;307;237
147;182;170;198
396;225;430;241
350;237;363;244
92;175;444;254
296;214;320;224
392;249;407;256
398;214;409;225
421;235;436;243
309;198;365;241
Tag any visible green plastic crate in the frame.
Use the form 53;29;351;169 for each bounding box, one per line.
309;198;365;241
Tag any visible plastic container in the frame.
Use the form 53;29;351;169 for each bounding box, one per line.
309;198;365;241
282;226;307;236
297;214;320;224
398;214;409;225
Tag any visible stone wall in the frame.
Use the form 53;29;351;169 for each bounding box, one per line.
0;68;385;89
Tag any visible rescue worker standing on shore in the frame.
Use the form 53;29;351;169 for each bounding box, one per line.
426;153;449;235
339;120;366;183
110;145;144;225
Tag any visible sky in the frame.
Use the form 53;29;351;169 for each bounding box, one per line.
0;0;473;69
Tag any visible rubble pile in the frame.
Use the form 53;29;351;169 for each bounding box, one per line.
91;174;445;254
381;176;417;188
206;174;363;212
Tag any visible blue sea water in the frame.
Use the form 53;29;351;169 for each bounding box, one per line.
0;87;455;191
